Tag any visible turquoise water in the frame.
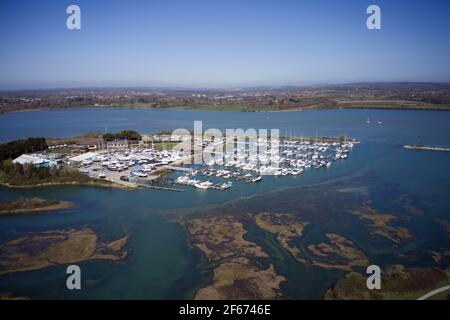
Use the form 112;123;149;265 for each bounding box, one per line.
1;108;449;146
0;108;449;299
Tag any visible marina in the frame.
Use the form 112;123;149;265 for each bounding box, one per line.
173;137;355;190
11;133;356;191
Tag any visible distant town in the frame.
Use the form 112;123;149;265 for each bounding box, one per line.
1;82;450;114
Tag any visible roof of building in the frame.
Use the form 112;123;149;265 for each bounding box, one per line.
12;154;47;165
107;139;129;144
69;152;99;162
76;138;102;146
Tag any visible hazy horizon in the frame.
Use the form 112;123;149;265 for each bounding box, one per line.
2;81;450;94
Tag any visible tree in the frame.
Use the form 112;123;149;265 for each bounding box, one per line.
102;130;141;141
0;137;48;161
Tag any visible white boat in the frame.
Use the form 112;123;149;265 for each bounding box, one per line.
82;159;93;166
141;164;154;172
219;182;233;190
176;176;192;185
131;170;147;178
252;176;262;183
194;181;213;189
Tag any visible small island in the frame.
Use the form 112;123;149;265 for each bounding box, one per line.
0;293;29;300
0;197;74;216
307;233;370;271
0;228;128;276
347;204;412;244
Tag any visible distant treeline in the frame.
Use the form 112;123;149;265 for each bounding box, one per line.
103;130;141;141
0;138;48;161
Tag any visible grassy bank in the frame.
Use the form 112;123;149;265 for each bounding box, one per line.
0;198;75;216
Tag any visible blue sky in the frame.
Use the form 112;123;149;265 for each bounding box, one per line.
0;0;449;89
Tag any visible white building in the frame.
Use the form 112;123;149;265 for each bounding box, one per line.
12;154;55;168
68;152;99;164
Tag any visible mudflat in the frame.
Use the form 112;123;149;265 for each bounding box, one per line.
0;228;128;276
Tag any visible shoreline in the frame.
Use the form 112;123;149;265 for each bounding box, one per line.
0;179;134;190
1;103;450;116
0;200;75;216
